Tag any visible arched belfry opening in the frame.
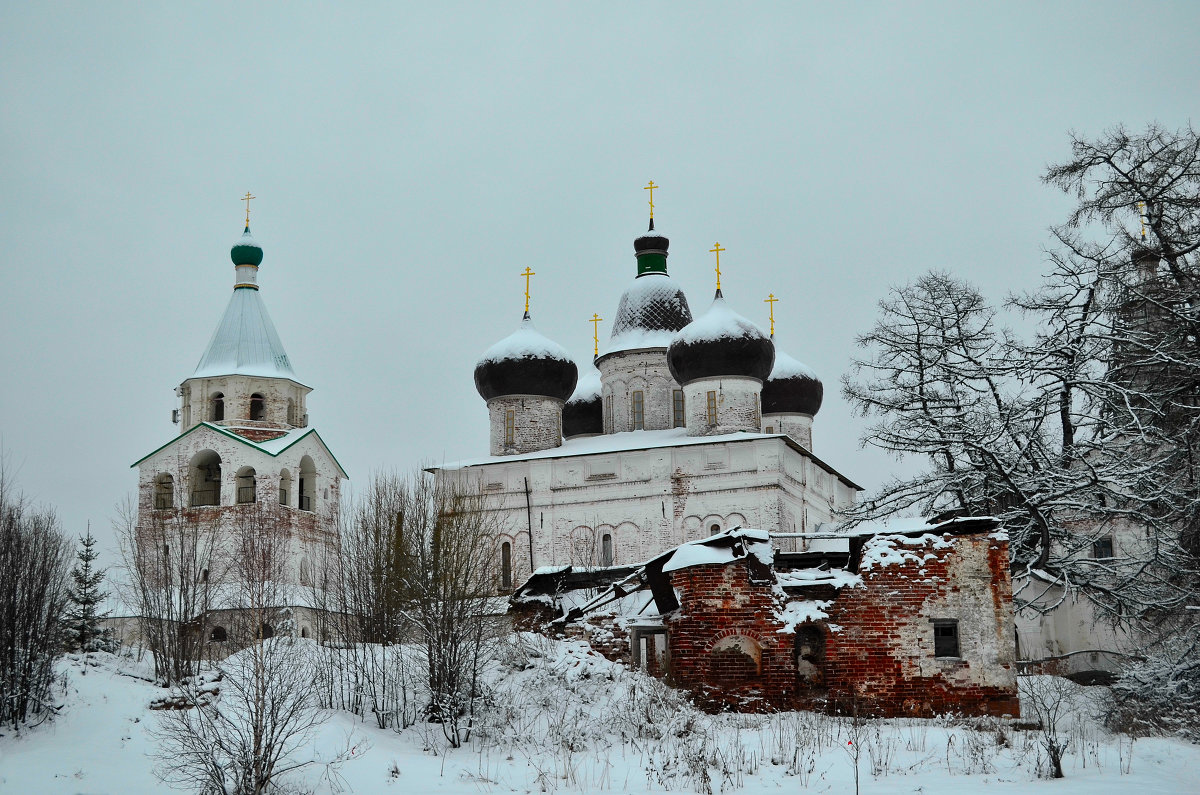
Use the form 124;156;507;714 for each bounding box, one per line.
210;392;225;422
189;450;222;507
299;455;316;512
154;473;174;509
236;466;257;504
249;393;265;421
278;468;292;506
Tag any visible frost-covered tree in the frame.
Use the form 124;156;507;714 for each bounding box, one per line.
842;124;1200;630
63;527;115;653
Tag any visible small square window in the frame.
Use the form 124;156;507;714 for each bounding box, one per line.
933;620;959;658
1092;536;1114;559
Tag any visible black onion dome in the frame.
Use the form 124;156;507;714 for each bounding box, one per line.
633;218;669;255
474;315;578;401
762;348;823;416
668;293;774;385
563;367;603;437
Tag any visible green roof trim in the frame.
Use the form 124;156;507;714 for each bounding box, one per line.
131;422;349;479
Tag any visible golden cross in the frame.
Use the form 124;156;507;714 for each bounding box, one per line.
644;180;658;219
1137;200;1147;240
590;313;603;356
764;293;778;336
710;242;726;290
521;267;536;313
242;192;255;226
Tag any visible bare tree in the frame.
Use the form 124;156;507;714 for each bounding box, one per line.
0;461;72;729
154;501;346;794
115;463;224;685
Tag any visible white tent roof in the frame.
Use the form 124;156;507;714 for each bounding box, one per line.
191;286;298;381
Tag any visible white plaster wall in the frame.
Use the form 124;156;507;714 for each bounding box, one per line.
682;377;762;436
763;413;813;451
596;349;680;433
180;375;310;430
487;395;564;455
435;436;858;588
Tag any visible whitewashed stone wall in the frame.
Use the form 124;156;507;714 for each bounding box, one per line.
682;377;762;436
487;395;564;455
762;413;813;451
179;374;310;430
436;435;859;591
596;349;680;432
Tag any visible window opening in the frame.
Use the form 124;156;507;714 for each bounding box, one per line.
505;410;515;446
933;620;959;658
501;541;512;590
249;393;265;421
1092;536;1114;559
673;390;685;427
706;391;718;426
210;392;224;422
154;473;174;510
236;467;256;504
631;390;644;430
278;469;292;506
189;451;222;507
298;456;315;512
209;625;227;642
605;395;614;432
709;523;720;536
602;533;614;567
287;398;297;425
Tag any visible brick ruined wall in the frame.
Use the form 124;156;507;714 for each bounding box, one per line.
662;533;1018;716
814;533;1019;717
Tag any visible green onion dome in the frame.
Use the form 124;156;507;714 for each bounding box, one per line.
231;226;264;267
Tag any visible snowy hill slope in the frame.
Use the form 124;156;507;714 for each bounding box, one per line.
1;638;1197;794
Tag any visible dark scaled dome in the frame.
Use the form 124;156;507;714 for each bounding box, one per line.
231;227;264;266
668;293;774;385
762;349;823;416
563;366;603;437
474;315;578;401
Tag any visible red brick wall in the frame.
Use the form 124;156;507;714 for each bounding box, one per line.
663;533;1019;717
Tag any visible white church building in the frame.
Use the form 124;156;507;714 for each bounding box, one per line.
431;214;860;590
130;221;345;612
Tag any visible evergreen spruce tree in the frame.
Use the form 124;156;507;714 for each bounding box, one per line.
65;527;114;653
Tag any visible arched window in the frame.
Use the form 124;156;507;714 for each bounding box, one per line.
287;398;297;426
299;556;313;587
301;626;310;639
258;623;275;640
501;541;512;590
236;466;257;504
209;625;227;642
298;456;316;512
709;523;721;536
210;392;224;422
189;450;222;507
278;469;292;506
249;393;265;421
602;533;614;567
200;568;209;583
154;473;174;510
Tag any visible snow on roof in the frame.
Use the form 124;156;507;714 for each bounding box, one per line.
674;295;767;345
601;272;692;356
775;568;862;589
774;599;832;633
478;316;572;366
770;349;818;381
661;527;773;573
567;365;602;404
192;284;300;381
430;427;861;488
131;422;348;478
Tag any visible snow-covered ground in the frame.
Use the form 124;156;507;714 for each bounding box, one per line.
1;638;1196;794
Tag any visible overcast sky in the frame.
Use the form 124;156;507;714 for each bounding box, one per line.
1;2;1196;564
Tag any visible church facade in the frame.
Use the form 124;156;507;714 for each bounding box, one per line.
430;215;859;591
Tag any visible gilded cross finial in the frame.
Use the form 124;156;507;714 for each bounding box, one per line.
521;267;536;313
764;293;778;336
590;313;603;357
644;180;658;219
710;242;726;290
1137;200;1148;241
242;191;255;227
